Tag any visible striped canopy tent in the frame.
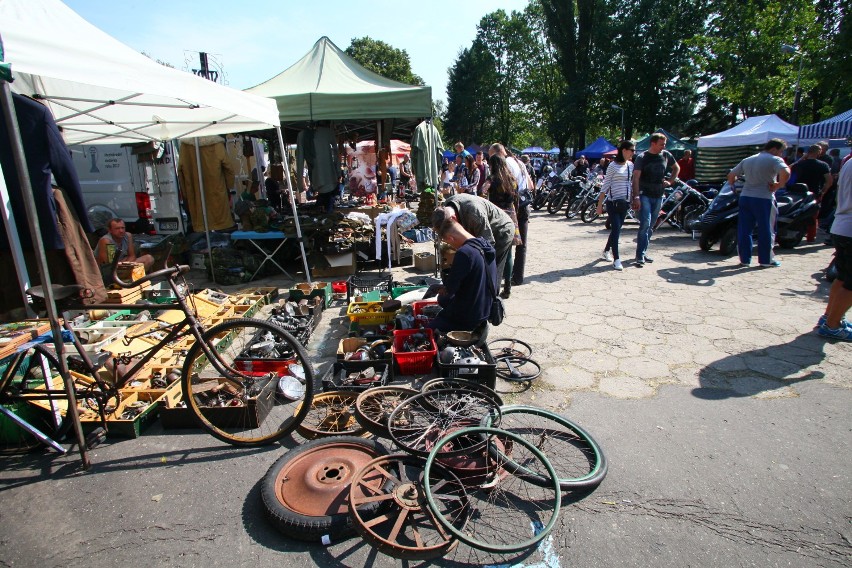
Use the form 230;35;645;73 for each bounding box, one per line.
799;109;852;142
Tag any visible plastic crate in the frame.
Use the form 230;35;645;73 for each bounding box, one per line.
347;302;397;326
393;328;437;375
412;299;440;318
391;285;427;299
321;360;391;392
288;281;332;308
346;274;393;304
437;349;497;390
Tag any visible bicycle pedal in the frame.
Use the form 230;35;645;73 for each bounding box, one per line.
85;427;107;449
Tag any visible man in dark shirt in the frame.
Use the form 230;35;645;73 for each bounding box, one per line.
632;133;680;265
796;144;834;242
428;213;496;333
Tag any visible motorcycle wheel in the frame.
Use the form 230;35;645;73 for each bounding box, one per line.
565;198;583;219
682;206;705;233
718;226;738;256
778;228;805;249
547;193;566;214
581;201;600;223
699;232;715;251
532;194;546;211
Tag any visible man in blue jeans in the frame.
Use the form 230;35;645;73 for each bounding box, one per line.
632;133;679;266
727;139;790;267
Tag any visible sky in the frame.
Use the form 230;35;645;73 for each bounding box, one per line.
62;0;531;103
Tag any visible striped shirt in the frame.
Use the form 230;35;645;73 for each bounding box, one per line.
601;161;633;202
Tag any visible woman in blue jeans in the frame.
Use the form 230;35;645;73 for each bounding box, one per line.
596;140;636;271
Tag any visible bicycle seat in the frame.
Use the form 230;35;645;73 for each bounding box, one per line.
26;284;84;301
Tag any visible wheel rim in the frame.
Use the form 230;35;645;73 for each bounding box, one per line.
297;390;366;439
181;318;314;446
487;338;532;360
482;405;608;490
349;454;468;560
354;386;418;438
495;356;541;382
387;389;502;458
420;378;503;407
272;439;384;518
424;427;561;554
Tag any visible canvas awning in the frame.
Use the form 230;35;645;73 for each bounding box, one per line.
799;109;852;142
697;115;798;148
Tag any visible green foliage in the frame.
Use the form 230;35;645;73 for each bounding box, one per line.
345;37;424;86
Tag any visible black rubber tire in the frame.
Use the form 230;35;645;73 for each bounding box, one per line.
495;356;541;382
778;228;805;249
699;232;715;251
682;206;705;233
565;196;585;219
0;345;72;454
581;201;600;223
547;192;566;214
719;225;738;256
487;338;533;360
483;405;608;490
261;436;389;542
180;318;314;446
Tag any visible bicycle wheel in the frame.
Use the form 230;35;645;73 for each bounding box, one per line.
387;389;501;458
420;378;503;407
423;426;561;554
581;200;600;223
349;453;468;560
487;338;532;360
495;357;541;382
0;345;72;453
354;386;418;438
483;405;608;490
181;318;314;446
296;390;365;439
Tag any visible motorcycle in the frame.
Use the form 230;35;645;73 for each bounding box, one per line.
565;173;602;219
774;184;820;248
653;179;714;233
694;182;740;255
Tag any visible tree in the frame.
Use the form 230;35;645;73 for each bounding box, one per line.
444;40;500;145
345;37;423;86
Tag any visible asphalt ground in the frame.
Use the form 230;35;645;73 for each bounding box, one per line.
0;207;849;567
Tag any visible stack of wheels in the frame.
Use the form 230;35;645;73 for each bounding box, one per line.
487;338;542;384
259;368;608;559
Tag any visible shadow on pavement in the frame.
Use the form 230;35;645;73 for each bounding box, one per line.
656;263;752;286
693;333;828;400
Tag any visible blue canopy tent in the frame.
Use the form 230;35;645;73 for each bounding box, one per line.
548;147;560;155
577;137;616;159
799;109;852;142
521;146;547;154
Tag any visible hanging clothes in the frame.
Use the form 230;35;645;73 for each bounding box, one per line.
178;136;236;232
296;126;339;195
411;120;444;190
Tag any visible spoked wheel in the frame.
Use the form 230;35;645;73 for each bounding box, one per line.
261;437;388;541
581;201;600;223
420;378;503;407
565;197;585;219
349;453;468;560
0;345;72;454
482;405;608;490
181;318;315;446
296;390;365;439
354;386;418;438
495;356;541;383
424;427;561;554
546;192;566;214
387;389;501;459
487;338;532;360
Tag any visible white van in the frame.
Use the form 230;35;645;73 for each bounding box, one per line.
69;141;184;235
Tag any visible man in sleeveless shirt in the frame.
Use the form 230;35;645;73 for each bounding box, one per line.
96;219;154;284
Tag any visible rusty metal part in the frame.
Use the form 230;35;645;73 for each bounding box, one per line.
348;454;468;560
354;386;418;438
296;391;366;439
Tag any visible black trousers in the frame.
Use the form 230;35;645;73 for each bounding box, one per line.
512;204;530;285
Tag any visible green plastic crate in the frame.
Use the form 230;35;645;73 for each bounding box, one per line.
391;285;426;299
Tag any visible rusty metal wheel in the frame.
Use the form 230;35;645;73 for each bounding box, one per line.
296;390;365;439
349;453;468;560
354;386;418;438
261;437;388;542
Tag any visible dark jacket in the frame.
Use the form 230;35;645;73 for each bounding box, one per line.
433;237;495;331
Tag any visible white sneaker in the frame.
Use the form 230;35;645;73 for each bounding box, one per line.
613;259;623;271
602;249;613;262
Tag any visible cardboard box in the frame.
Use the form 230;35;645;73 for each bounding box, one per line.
312;252;356;278
414;252;436;272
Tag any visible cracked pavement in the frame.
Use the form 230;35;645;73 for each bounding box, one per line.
0;208;849;567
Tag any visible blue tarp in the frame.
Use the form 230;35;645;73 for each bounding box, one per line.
577;137;616;159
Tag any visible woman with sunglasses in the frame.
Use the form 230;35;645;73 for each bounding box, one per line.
596;140;636;271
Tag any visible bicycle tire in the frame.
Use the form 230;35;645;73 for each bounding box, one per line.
0;345;72;453
296;390;366;439
482;405;608;490
354;386;418;438
581;200;600;223
423;426;561;554
495;356;541;382
419;378;503;407
181;318;314;446
261;436;389;542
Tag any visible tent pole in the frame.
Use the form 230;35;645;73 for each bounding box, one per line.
168;141;186;235
193;138;215;284
276;126;311;284
0;161;35;316
0;81;90;469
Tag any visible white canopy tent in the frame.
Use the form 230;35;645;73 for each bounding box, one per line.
697;114;799;148
0;0;312;293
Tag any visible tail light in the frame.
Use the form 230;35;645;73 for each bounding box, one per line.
135;192;155;234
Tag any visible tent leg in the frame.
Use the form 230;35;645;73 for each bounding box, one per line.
0;81;90;469
276;126;311;284
193;139;215;284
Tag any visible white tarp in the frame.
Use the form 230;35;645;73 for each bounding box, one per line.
697;114;799;148
0;0;280;145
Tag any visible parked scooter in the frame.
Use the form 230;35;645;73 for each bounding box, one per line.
694;181;740;255
774;184;820;248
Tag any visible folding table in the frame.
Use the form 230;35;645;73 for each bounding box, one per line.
230;231;293;281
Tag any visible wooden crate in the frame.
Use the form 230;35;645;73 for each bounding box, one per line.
159;376;276;429
0;320;52;360
79;390;162;438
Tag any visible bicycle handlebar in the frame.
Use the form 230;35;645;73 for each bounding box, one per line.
110;244;190;288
